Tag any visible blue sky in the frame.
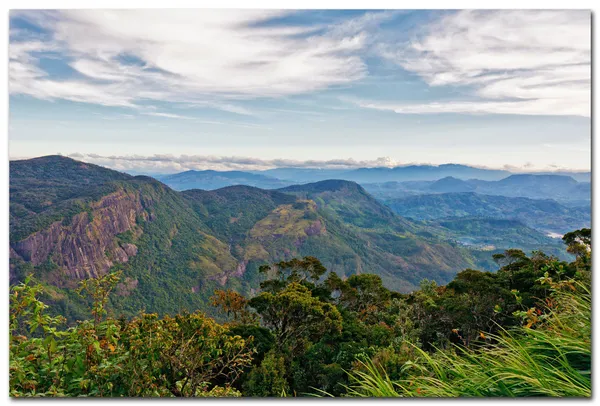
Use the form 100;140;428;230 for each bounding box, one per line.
9;9;591;173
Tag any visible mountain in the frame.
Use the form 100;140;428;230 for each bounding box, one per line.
364;174;590;206
10;156;574;323
10;155;133;242
428;177;476;193
9;157;485;322
157;169;292;191
276;180;483;288
344;164;511;183
258;168;350;183
527;171;591;182
258;164;511;184
385;192;590;235
471;175;590;205
10;156;246;321
182;179;485;291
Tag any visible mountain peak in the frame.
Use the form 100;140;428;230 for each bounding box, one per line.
500;174;578;184
10;154;131;183
429;176;475;193
279;179;364;194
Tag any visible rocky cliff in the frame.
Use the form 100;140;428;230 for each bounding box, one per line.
12;188;144;279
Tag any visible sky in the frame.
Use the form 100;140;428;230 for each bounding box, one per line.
9;9;591;173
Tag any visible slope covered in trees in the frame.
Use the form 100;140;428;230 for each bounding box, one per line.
10;229;591;397
11;156;514;323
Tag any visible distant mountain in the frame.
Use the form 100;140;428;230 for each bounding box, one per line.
428;177;476;193
158;169;293;191
257;164;511;184
258;168;350;183
524;171;591;182
364;174;590;206
153;166;590;195
344;164;511;183
470;174;590;204
385;192;590;235
276;180;482;289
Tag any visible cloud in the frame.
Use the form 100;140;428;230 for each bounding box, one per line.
353;98;586;117
377;10;590;117
61;153;581;174
143;112;195;120
65;153;407;173
9;10;393;111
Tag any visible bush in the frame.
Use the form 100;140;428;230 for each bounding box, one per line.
345;278;591;397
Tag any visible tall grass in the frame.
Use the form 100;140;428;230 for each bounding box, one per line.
345;282;591;397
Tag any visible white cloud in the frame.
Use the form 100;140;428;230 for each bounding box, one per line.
377;10;590;117
65;153;405;172
61;152;582;174
143;112;196;120
9;10;392;111
354;98;586;117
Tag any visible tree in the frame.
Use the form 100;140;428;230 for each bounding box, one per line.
258;256;327;293
248;282;342;356
563;228;591;273
10;274;254;397
243;350;289;397
211;289;256;324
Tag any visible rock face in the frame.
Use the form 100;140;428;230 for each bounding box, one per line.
304;220;325;236
12;189;144;279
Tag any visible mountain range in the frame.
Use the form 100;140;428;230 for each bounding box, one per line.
384;192;589;235
157;170;291;191
157;167;590;208
255;165;590;183
13;156;569;322
364;175;590;207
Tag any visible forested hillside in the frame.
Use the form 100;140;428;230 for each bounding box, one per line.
10;156;519;323
10;229;591;397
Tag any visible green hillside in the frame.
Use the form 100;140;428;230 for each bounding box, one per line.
10;156;570;322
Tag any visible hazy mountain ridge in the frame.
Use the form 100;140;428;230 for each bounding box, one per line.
156;166;590;209
158;169;293;191
364;175;590;206
384;192;589;235
253;165;589;183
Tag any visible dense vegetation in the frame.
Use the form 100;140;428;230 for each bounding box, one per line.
10;229;591;397
10;155;131;241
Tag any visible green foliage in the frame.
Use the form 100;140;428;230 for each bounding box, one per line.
10;155;131;241
10;273;253;397
340;230;591;398
249;282;342;356
345;279;591;397
243;350;289;397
